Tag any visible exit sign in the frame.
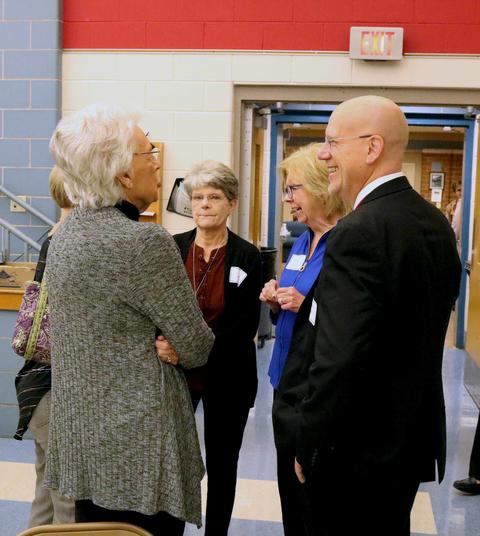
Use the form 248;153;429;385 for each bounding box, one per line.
350;27;403;60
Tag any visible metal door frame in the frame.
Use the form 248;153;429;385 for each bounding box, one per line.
268;104;475;348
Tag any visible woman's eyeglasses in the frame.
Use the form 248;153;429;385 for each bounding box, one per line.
133;148;161;161
282;184;304;200
191;193;227;204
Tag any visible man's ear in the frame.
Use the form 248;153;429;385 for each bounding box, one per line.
117;171;133;190
366;135;384;165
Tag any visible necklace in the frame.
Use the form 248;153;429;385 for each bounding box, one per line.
292;231;321;286
192;239;226;296
298;233;313;272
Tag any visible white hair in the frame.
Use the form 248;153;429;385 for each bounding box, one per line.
49;103;141;208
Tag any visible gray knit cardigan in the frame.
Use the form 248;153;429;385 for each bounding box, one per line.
44;207;214;526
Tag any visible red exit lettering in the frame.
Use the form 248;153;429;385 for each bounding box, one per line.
361;31;395;56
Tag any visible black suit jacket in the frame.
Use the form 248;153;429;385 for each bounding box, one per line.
280;177;460;483
174;228;262;408
272;276;319;452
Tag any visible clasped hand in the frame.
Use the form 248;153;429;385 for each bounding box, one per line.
155;335;179;366
259;279;305;313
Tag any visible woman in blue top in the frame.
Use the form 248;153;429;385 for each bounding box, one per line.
261;143;347;389
260;143;347;536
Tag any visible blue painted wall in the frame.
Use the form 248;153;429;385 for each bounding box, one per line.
0;0;61;437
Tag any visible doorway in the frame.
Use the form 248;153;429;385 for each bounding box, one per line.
253;103;475;348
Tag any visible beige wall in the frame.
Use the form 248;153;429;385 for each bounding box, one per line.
403;151;422;192
62;51;480;235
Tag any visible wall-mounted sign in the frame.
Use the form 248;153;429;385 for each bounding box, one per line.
431;187;443;204
430;172;445;189
166;178;193;218
350;27;403;60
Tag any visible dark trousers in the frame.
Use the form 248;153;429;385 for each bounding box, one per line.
272;390;314;536
191;390;250;536
75;500;185;536
469;412;480;478
276;444;314;536
304;469;419;536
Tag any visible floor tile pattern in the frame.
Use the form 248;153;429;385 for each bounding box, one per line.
1;341;479;536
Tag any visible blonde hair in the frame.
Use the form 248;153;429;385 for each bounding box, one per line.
49;166;73;209
279;143;348;218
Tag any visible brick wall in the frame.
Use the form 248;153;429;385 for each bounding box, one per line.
0;0;61;261
63;0;480;53
420;152;463;214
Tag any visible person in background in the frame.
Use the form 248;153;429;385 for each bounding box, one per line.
14;166;75;528
445;183;461;225
293;96;460;536
157;161;262;536
46;103;214;536
451;185;462;249
259;144;347;536
453;417;480;495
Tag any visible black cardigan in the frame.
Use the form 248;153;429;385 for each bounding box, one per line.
174;228;262;408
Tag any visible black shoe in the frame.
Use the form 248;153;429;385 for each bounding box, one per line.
453;477;480;494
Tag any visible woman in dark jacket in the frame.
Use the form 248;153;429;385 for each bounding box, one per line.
157;160;262;536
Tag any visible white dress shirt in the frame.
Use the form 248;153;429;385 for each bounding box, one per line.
353;172;405;209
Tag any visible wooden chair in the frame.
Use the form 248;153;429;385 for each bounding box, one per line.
16;522;153;536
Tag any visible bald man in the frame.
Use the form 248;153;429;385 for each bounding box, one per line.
275;96;461;535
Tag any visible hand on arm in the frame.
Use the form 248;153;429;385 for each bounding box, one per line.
130;227;214;369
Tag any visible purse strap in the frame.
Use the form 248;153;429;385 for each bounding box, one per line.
34;236;51;283
24;277;48;360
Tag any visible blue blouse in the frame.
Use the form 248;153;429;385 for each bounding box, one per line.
268;229;330;389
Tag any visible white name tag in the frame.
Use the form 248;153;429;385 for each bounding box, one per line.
229;266;247;286
309;299;317;326
286;254;307;271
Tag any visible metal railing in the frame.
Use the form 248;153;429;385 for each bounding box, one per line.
0;217;41;262
0;186;56;263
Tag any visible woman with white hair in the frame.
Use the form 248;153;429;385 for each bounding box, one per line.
156;161;262;535
45;103;214;535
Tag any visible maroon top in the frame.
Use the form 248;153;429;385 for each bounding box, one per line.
184;242;226;391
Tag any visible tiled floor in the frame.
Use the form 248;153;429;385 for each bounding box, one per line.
1;339;480;536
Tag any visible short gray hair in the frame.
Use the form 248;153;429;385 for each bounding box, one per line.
49;103;140;208
183;160;238;201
